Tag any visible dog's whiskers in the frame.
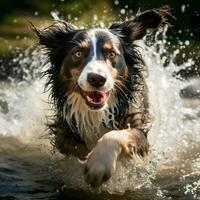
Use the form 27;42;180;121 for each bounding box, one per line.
117;75;130;82
114;83;129;100
115;79;133;95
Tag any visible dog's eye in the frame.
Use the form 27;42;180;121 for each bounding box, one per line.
74;51;82;58
108;51;116;59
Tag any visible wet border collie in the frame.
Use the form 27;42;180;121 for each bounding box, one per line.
31;6;170;187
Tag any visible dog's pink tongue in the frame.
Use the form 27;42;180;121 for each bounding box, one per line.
88;91;106;103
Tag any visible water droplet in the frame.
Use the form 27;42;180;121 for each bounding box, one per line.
120;9;126;15
93;15;98;21
181;5;186;13
185;40;190;45
114;0;119;5
34;11;39;16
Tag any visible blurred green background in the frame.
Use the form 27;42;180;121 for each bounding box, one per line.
0;0;199;78
0;0;200;53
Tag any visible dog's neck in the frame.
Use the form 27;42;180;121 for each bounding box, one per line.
63;92;119;148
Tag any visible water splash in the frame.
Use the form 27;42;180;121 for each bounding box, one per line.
0;81;45;141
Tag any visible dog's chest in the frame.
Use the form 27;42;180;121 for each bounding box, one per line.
82;124;110;149
63;93;118;148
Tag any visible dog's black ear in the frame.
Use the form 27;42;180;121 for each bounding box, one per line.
29;20;77;66
109;6;171;41
29;20;77;49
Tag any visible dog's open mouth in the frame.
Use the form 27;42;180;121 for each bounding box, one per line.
80;89;107;110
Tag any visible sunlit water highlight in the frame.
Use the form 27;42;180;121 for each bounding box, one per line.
0;24;200;200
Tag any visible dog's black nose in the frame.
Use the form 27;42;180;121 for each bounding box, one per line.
87;73;107;88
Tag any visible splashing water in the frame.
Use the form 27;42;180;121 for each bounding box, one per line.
0;23;200;199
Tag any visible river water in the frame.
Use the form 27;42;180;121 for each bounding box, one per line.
0;27;200;199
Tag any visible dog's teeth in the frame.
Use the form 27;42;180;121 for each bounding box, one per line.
86;96;93;102
85;92;107;106
92;101;100;105
86;95;102;105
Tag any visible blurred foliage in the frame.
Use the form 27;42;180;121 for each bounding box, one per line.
0;0;116;54
0;0;199;34
0;0;199;79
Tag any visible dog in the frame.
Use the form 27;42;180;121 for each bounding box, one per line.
31;6;170;187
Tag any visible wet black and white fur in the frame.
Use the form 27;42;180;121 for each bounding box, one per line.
32;6;170;187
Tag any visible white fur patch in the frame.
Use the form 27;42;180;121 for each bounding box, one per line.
63;93;119;148
88;30;97;60
77;60;114;93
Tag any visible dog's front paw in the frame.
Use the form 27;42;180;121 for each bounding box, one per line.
84;155;113;187
84;134;120;187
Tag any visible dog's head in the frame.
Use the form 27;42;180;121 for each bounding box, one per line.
32;6;170;112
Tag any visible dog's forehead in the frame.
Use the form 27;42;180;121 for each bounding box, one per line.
88;29;120;43
73;28;120;46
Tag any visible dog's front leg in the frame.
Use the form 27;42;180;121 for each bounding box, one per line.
84;129;149;187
